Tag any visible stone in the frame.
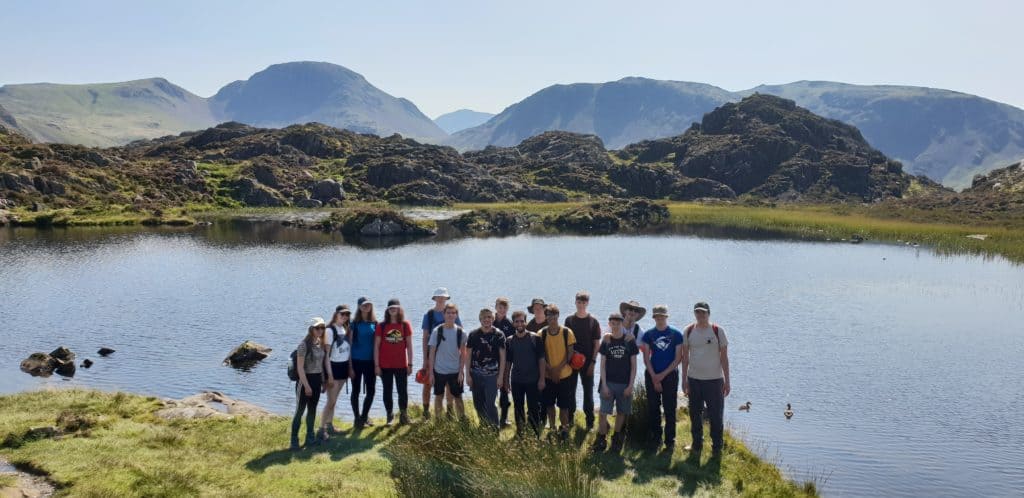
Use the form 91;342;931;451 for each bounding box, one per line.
295;198;323;208
155;391;274;421
81;359;93;368
251;163;280;188
32;202;47;212
228;178;287;207
20;353;55;377
49;346;75;362
97;347;115;356
223;341;272;367
669;177;737;201
311;179;344;202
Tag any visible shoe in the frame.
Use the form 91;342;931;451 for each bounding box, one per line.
592;435;607;452
609;432;625;453
711;448;723;459
326;423;340;435
663;442;675;454
559;428;569;442
317;427;328;442
289;438;300;451
585;419;595;432
304;433;318;448
423;410;431;421
501;420;512;428
650;437;662;451
385;413;394;426
364;417;375;427
399;412;410;425
685;443;702;457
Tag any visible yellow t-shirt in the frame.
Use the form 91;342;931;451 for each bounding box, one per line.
540;326;576;380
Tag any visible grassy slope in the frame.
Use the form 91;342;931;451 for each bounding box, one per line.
0;389;813;498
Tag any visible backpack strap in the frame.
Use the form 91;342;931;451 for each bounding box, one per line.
686;323;721;346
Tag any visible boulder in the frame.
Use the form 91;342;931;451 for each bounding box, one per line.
32;201;47;212
311;179;344;202
97;347;115;356
228;178;287;207
320;208;436;237
50;346;75;362
295;198;323;208
545;199;670;234
669;177;737;201
81;358;94;368
223;341;272;367
251;163;280;188
451;210;535;235
20;353;55;377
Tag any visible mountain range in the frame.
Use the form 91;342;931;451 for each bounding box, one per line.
2;62;1023;188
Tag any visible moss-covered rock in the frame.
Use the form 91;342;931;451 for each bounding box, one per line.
545;199;669;234
320;208;436;237
450;210;535;235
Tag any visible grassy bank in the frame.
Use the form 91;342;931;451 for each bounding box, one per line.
0;389;814;497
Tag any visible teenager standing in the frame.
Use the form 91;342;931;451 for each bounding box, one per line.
504;310;546;436
318;305;351;440
351;297;378;428
564;291;601;430
375;298;414;425
420;288;462;420
641;305;684;453
292;317;329;450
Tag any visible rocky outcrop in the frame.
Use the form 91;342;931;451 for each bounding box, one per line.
320;208;436;237
669;177;737;201
545;199;669;234
19;347;77;377
223;341;272;368
229;178;287;207
154;391;274;421
310;179;344;203
450;210;535;235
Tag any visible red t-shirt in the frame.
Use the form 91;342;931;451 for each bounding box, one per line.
375;320;413;369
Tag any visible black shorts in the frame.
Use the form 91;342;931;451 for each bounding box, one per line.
543;376;577;410
330;361;349;380
433;371;464;397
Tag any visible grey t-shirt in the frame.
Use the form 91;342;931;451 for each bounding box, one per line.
429;325;466;375
297;339;325;375
682;324;728;380
506;332;545;384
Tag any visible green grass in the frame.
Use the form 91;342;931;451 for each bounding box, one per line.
0;389;814;497
0;474;16;488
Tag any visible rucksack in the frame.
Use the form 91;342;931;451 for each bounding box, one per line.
685;323;721;346
287;339;315;382
433;323;465;348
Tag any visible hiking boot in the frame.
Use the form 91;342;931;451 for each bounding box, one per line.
663;442;675;454
399;411;410;425
422;409;431;421
385;413;394;426
609;432;625;453
711;447;723;459
304;433;318;448
559;428;569;442
592;434;608;452
289;438;300;451
364;417;375;427
326;423;340;435
317;427;329;442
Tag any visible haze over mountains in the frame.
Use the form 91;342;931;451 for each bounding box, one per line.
2;61;1022;188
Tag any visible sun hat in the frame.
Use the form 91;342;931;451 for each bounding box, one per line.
309;317;326;328
336;304;351;314
530;298;546;308
619;300;647;320
651;305;669;317
432;287;451;299
357;296;373;307
693;302;710;313
387;298;401;309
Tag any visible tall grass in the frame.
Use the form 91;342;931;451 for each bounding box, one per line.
385;418;599;498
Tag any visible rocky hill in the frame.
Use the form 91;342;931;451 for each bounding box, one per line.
434;109;495;134
211;62;447;143
0;96;932;217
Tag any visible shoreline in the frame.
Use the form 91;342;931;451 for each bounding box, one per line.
4;200;1023;263
0;387;817;497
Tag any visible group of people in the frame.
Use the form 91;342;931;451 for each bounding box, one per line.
289;288;731;458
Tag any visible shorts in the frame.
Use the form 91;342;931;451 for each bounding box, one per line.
542;375;577;410
599;382;632;415
433;371;464;397
330;361;349;380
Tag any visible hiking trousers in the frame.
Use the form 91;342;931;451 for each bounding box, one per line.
645;369;679;445
687;377;725;451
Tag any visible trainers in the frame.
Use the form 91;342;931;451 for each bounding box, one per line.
711;447;723;459
399;412;410;425
559;428;569;442
317;427;329;442
663;442;675;454
364;417;375;427
592;435;608;452
354;417;365;429
385;413;394;426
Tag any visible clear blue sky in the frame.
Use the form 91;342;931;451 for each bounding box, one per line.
2;0;1021;117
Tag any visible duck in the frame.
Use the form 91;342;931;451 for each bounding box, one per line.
784;403;794;419
738;401;752;411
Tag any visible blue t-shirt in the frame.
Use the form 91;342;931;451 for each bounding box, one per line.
421;309;461;333
642;326;683;373
351;321;377;361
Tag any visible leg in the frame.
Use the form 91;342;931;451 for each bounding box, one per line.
305;375;322;443
350;366;363;422
396;369;409;413
499;385;511;426
381;369;395;417
361;363;376;420
687;377;705;450
581;368;595;428
511;382;527;434
706;378;725;452
291;382;308;447
422;380;432;416
471;373;486;423
320;380;340;431
484;375;499;427
662;372;678;447
645;371;662;445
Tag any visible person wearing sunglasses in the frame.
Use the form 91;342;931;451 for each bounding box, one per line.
350;297;378;428
318;305;351;441
291;317;328;450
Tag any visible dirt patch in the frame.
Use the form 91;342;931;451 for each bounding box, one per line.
0;458;54;498
154;391;275;421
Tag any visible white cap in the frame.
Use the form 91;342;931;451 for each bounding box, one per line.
309;317;326;328
432;287;451;299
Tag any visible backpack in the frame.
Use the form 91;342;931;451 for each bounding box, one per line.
433;323;465;348
685;323;721;346
287;339;315;382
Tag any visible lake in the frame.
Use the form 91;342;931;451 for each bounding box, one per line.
1;221;1022;497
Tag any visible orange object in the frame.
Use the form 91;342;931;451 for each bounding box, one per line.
570;352;586;371
415;368;428;384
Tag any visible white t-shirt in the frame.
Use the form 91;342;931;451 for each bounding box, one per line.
682;324;728;380
326;325;352;363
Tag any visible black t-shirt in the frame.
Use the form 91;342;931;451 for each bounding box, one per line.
600;335;639;385
494;316;515;338
564;314;601;357
526;318;546;333
467;328;506;376
506;332;545;384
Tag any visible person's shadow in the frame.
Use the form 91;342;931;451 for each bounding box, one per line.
245;428;378;472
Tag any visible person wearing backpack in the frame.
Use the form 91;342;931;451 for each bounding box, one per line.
420;287;462;421
592;312;639;453
350;297;378;428
427;302;467;419
526;298;547;333
565;291;601;431
504;310;546;437
681;301;730;459
291;317;329;450
375;299;414;425
619;300;646;340
539;303;577;441
466;307;507;428
640;305;684;453
318;305;352;441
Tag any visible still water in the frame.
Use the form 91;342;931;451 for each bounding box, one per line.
1;222;1022;497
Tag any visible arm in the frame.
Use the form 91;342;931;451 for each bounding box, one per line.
373;331;382;376
427;338;437;385
405;322;414;373
458;343;467;384
297;346;311;395
627;354;637;396
599;352;610;398
721;346;731;397
681;344;690;395
498;346;507;391
324;337;334;384
537;355;547;391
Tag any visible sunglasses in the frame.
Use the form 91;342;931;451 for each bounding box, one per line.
314;325;326;329
513;319;526;323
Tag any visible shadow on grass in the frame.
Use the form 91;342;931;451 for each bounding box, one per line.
244;428;378;472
